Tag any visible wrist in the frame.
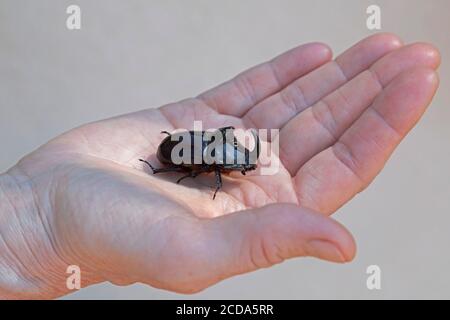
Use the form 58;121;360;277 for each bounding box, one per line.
0;168;82;299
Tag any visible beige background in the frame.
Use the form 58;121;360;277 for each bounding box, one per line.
1;0;449;299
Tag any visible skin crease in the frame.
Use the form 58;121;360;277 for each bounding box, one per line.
0;33;441;299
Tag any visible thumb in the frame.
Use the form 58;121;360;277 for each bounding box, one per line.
204;203;356;281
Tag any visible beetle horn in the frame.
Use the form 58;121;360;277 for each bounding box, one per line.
251;129;261;159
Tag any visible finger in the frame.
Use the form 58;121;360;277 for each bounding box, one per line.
294;68;439;215
279;43;441;175
243;33;402;130
198;43;332;117
204;203;356;287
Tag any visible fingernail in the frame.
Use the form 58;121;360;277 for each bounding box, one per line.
307;240;346;263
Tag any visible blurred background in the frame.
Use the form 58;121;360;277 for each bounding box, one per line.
0;0;449;299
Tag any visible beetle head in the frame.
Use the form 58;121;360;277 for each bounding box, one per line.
239;129;260;168
204;127;261;169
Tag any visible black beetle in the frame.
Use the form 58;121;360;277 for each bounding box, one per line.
139;126;260;199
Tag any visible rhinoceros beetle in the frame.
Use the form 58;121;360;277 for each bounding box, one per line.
139;126;260;199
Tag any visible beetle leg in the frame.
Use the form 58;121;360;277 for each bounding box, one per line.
241;169;246;175
160;130;171;136
213;168;222;200
152;167;186;174
139;159;183;174
139;159;156;172
176;167;211;184
176;171;198;184
176;173;190;184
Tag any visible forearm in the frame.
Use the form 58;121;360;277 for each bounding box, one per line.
0;169;71;299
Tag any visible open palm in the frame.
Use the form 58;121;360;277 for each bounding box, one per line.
12;33;439;297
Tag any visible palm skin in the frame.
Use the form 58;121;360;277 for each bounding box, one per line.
5;33;439;298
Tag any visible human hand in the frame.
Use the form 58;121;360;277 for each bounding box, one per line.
0;33;440;298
